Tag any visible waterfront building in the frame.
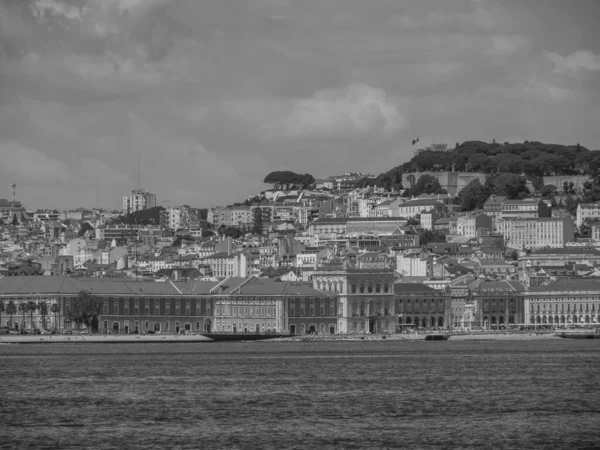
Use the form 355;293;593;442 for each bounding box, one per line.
0;276;338;336
524;279;600;326
395;283;450;330
470;280;525;329
313;263;395;334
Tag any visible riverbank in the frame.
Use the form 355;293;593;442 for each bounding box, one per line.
0;331;566;344
0;334;213;344
266;331;563;342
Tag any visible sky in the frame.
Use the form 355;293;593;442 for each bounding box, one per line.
1;0;599;210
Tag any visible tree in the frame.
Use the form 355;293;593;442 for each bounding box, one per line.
68;290;101;333
18;302;27;333
0;300;4;330
406;174;447;197
51;303;60;331
510;250;519;261
490;173;529;199
564;195;580;216
27;301;38;331
579;218;595;237
6;301;17;328
419;229;447;246
78;222;94;237
539;184;557;198
11;214;18;226
263;171;315;190
38;301;49;330
0;218;4;226
457;179;489;211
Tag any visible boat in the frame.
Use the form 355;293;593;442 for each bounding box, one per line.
424;334;449;341
556;329;600;339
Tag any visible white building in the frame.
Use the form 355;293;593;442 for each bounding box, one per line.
396;253;428;277
576;203;600;228
495;217;575;250
122;189;157;215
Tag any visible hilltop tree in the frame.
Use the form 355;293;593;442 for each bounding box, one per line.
488;173;529;199
404;174;447;197
263;171;315;190
457;179;490;211
11;215;18;226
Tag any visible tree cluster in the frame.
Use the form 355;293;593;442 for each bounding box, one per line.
66;290;101;331
371;141;598;193
115;206;164;225
403;174;447;197
263;171;315;190
457;174;530;211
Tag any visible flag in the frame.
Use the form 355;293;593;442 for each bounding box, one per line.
412;137;420;146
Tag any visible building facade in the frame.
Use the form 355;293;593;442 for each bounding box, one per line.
495;217;575;249
313;265;396;334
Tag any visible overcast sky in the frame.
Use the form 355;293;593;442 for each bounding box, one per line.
1;0;599;210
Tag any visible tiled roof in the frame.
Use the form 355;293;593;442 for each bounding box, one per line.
393;282;438;293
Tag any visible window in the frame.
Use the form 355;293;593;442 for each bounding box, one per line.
175;299;180;315
145;321;149;330
114;302;119;315
310;299;315;316
368;284;373;294
360;284;365;293
290;301;295;317
155;300;160;316
206;301;211;315
300;301;305;317
103;303;108;315
384;301;389;316
144;300;149;315
216;303;221;315
360;302;365;316
330;301;335;316
135;299;139;315
124;300;130;315
186;298;191;316
376;284;381;293
352;284;357;293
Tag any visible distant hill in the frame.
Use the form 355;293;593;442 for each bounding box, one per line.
372;141;600;191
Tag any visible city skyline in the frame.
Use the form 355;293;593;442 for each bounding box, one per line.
1;0;600;210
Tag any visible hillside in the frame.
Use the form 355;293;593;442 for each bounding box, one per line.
373;141;600;192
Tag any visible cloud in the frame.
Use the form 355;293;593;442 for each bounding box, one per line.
0;141;70;183
223;84;406;140
544;50;600;75
30;0;89;22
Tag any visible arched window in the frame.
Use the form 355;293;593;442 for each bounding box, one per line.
360;302;365;316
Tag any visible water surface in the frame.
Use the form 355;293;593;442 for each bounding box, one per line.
1;340;599;449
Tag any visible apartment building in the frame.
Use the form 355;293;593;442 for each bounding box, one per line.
494;217;575;250
500;198;550;220
395;199;445;219
455;214;493;239
576;203;600;228
122;189;156;215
